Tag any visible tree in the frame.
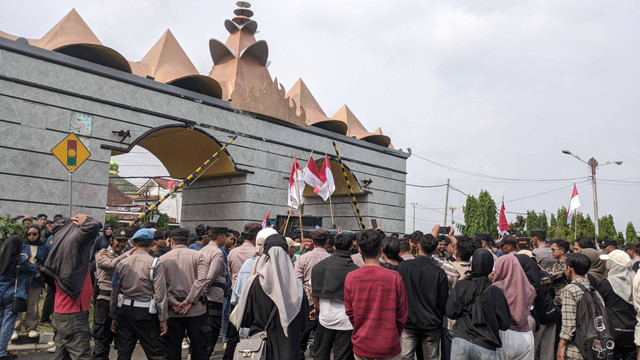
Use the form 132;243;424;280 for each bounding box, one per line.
462;190;497;238
598;214;617;241
462;195;479;236
0;215;26;248
157;213;170;231
616;232;625;244
524;211;549;236
104;214;120;228
550;207;572;240
509;215;526;236
626;222;638;243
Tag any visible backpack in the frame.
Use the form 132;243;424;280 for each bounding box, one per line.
572;282;615;360
534;269;558;325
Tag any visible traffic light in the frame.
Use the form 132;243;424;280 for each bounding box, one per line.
67;139;77;166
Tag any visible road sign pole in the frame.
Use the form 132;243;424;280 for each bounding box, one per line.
69;173;73;218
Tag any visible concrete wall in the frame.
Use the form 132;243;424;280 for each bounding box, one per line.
0;38;408;233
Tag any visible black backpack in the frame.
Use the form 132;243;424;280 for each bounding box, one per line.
534;269;558;325
572;282;615;360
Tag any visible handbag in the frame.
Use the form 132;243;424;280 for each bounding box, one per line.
234;306;278;360
12;264;27;313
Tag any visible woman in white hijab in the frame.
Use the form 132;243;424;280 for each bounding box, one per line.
597;249;637;360
231;234;308;360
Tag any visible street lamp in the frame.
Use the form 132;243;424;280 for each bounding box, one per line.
561;150;623;237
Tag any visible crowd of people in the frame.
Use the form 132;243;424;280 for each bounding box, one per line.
0;213;639;360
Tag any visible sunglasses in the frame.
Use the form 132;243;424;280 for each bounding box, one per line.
27;232;39;236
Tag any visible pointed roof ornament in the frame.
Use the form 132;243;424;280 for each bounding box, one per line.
131;29;222;98
332;105;391;147
286;79;348;135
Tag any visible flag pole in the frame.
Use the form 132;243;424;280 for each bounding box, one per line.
329;195;335;228
574;211;577;240
281;206;293;234
294;154;305;242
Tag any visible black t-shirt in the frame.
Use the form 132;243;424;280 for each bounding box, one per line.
596;279;637;346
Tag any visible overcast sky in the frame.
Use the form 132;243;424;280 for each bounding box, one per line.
3;1;639;235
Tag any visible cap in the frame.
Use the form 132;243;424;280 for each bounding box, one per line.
132;229;154;241
256;228;278;250
210;227;228;236
286;237;296;248
530;229;546;240
601;239;618;248
600;249;631;268
171;228;190;240
113;227;129;240
517;237;531;248
242;222;262;241
622;242;638;251
500;235;517;248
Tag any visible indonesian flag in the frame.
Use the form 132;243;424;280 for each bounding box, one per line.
566;183;581;224
261;208;271;229
288;156;305;209
302;156;324;190
315;153;336;201
498;200;510;235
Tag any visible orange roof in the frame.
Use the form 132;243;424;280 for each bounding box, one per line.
286;79;348;135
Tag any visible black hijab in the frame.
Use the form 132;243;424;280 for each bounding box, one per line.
461;248;495;304
25;225;46;246
0;235;24;275
263;234;289;258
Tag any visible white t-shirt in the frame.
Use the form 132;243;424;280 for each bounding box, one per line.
318;297;352;331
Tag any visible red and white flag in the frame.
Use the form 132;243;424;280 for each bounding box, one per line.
498;199;510;235
261;208;271;229
566;183;581;224
315;153;336;201
302;156;324;190
288;156;305;209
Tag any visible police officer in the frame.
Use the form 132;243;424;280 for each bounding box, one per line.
92;227;129;360
110;228;168;360
162;228;211;360
200;226;228;357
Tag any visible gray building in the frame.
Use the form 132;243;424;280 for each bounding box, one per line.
0;7;408;233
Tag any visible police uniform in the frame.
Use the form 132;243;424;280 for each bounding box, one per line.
110;229;168;360
162;228;210;360
92;243;128;360
199;227;228;357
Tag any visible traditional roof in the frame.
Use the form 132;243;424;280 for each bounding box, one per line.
0;4;394;148
332;105;391;147
138;177;180;192
130;30;223;99
286;79;348;135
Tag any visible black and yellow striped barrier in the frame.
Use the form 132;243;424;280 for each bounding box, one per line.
129;136;238;226
332;141;366;230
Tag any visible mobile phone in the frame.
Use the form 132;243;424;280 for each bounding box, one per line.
370;219;378;229
438;226;450;235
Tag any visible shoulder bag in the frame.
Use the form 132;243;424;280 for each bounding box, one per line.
13;264;27;313
234;306;278;360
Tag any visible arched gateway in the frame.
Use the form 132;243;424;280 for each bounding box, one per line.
0;5;409;232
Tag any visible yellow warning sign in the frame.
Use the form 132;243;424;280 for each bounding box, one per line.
51;133;91;173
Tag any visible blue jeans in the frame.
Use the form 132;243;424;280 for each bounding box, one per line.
451;338;496;360
221;296;231;342
0;299;18;356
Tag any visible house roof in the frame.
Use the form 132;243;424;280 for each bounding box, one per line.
107;182;135;206
109;174;138;193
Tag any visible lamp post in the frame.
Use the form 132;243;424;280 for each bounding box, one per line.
561;150;622;237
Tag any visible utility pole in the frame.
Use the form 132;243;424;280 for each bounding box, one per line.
562;150;622;239
411;203;417;232
443;178;450;225
589;157;599;237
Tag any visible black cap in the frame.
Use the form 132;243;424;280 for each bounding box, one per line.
500;235;517;248
210;227;228;236
530;229;546;240
171;228;190;240
601;239;618;248
517;237;531;248
113;227;130;240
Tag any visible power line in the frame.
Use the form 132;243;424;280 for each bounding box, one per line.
412;153;591;183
